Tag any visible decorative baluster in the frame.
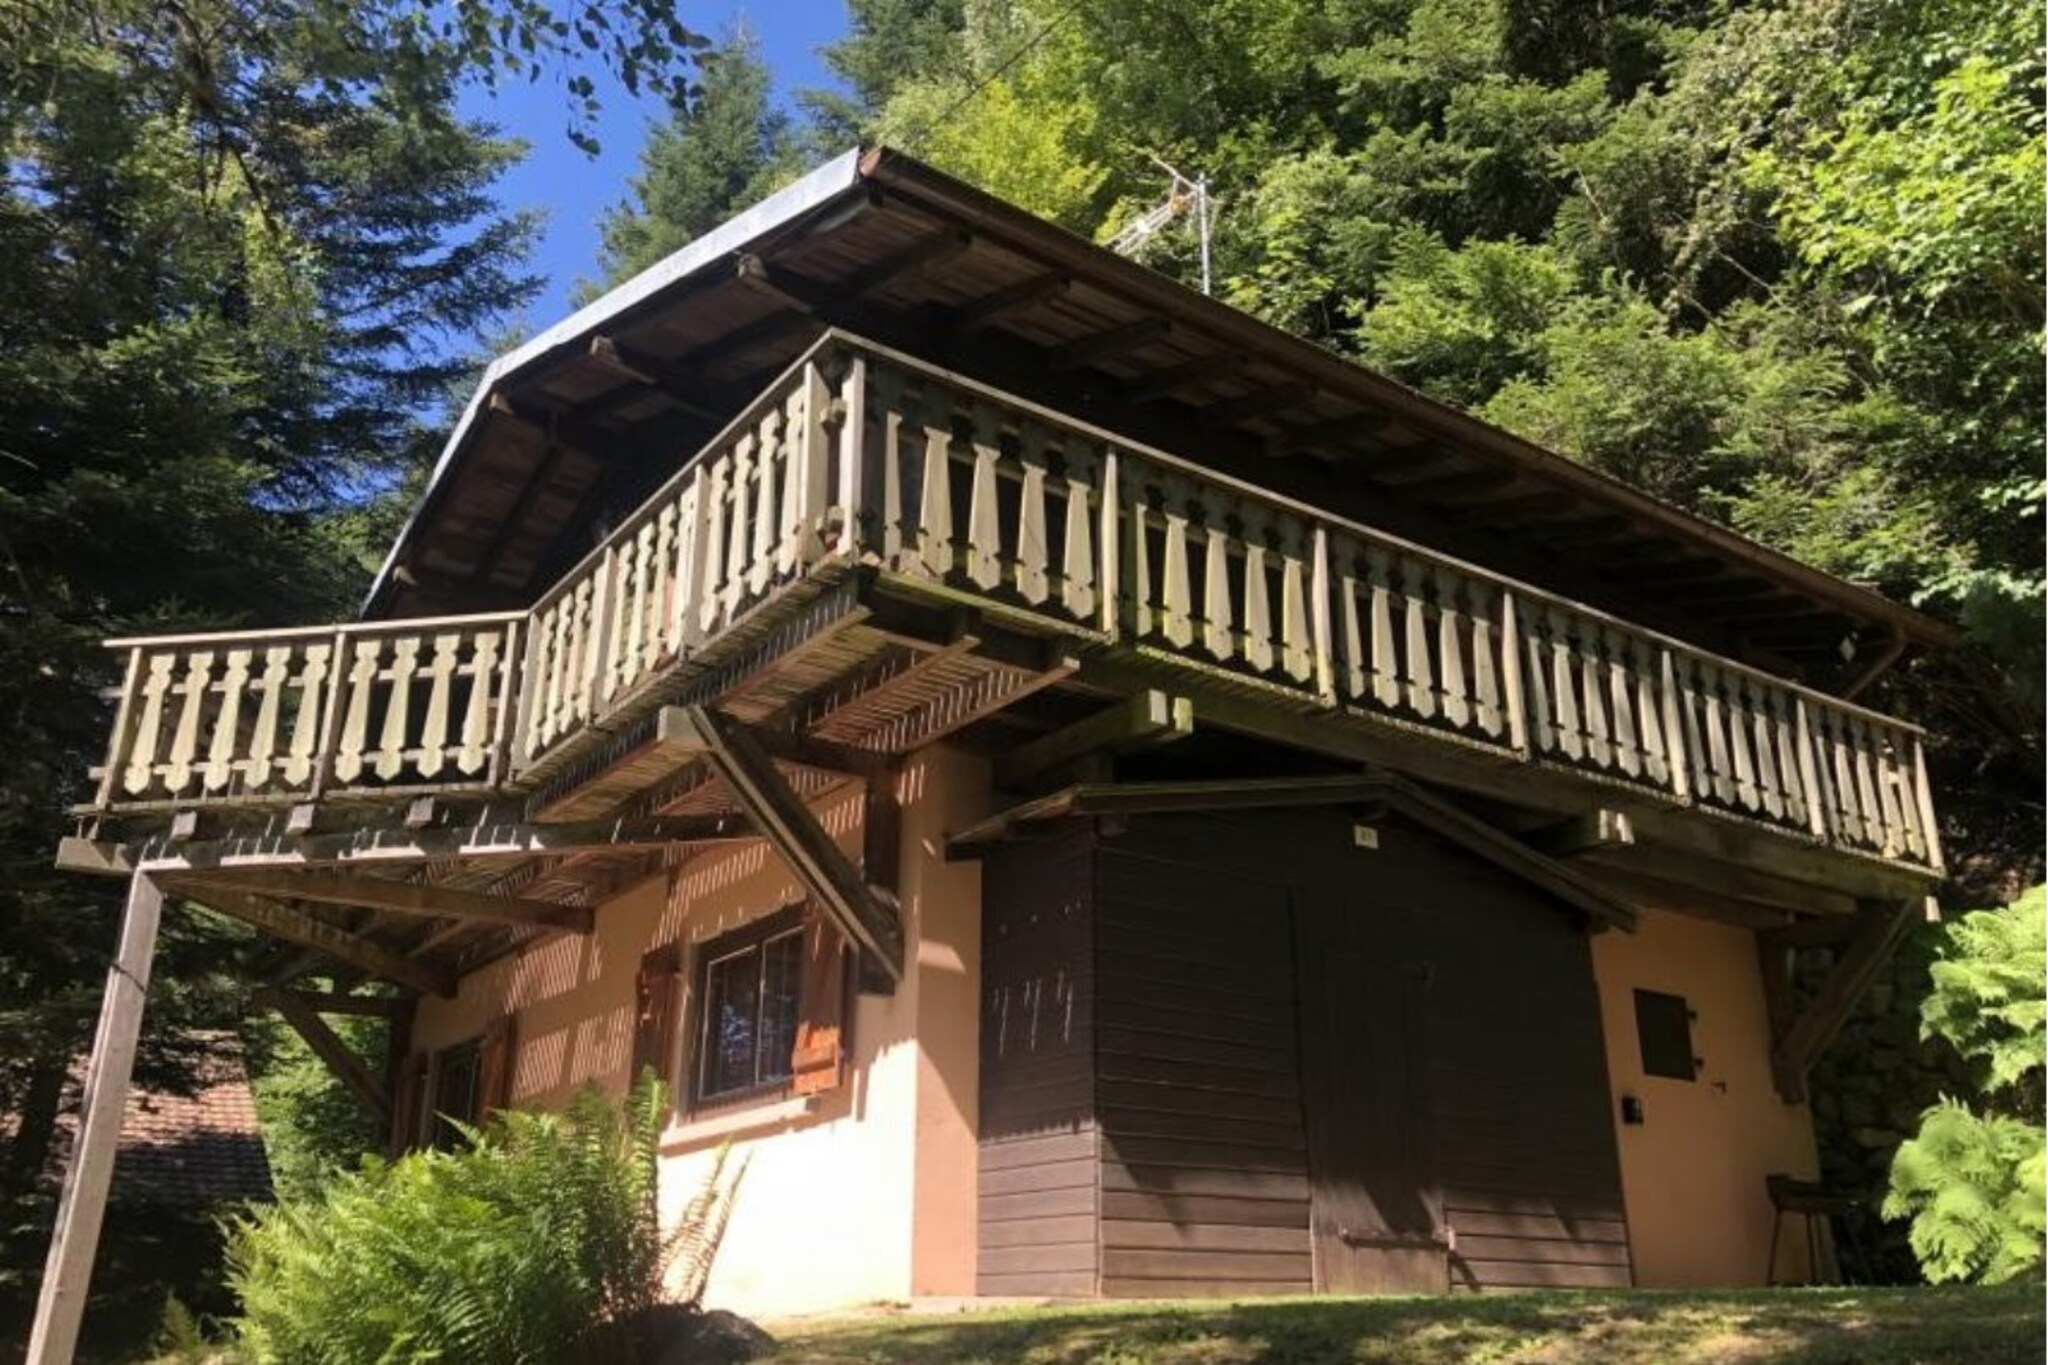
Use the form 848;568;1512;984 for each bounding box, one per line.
1365;545;1400;709
1520;603;1554;755
1671;653;1710;801
1058;446;1097;620
332;638;380;785
669;471;705;655
1725;673;1759;811
916;411;955;579
1545;608;1580;760
749;409;783;595
458;629;500;776
416;632;460;777
1911;737;1944;869
1436;567;1470;729
1159;480;1194;649
373;636;419;781
1501;592;1531;755
541;599;570;749
1603;627;1637;777
1770;688;1806;828
1634;638;1667;784
1126;479;1156;639
567;577;597;726
1748;678;1784;821
1881;731;1925;860
1577;619;1611;769
1278;519;1312;684
1200;500;1236;662
650;499;678;662
202;647;251;792
1339;544;1366;701
723;434;756;622
1469;584;1501;738
1242;509;1275;673
1698;663;1736;805
282;644;331;789
1869;723;1910;857
875;369;907;565
628;521;656;689
164;650;215;795
1826;710;1864;845
1401;558;1436;719
124;653;175;795
965;404;1003;590
1849;718;1886;850
1098;449;1120;638
1015;426;1051;605
244;645;292;790
777;383;811;577
1795;697;1833;839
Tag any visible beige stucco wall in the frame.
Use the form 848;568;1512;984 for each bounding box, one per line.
1590;907;1821;1287
409;745;989;1316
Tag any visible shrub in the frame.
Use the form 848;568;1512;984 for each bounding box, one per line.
1884;885;2046;1284
226;1076;741;1364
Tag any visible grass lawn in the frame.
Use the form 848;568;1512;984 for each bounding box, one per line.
760;1281;2043;1365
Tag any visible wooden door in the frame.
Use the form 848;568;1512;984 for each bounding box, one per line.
1296;895;1448;1293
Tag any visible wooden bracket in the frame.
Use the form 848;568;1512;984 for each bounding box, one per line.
1763;897;1924;1103
1522;809;1634;859
167;884;457;997
659;705;904;990
994;690;1194;792
255;987;391;1122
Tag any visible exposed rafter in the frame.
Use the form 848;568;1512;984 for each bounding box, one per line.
179;868;595;935
171;885;456;997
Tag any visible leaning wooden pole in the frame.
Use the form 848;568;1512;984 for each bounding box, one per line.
26;874;165;1365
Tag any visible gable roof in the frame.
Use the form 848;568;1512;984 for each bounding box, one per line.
368;146;1955;684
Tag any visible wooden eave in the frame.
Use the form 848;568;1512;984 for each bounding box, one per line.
367;148;1955;689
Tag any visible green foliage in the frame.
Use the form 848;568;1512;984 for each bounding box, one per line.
227;1077;741;1365
1884;885;2047;1284
249;1010;391;1202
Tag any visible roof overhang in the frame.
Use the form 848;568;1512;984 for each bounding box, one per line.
367;145;1956;682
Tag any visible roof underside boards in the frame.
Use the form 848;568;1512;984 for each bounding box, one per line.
369;146;1954;686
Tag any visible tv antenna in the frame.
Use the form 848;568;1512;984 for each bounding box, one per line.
1108;155;1213;295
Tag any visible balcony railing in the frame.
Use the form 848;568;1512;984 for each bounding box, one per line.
87;332;1942;872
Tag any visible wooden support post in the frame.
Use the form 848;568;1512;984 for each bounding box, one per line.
659;705;904;987
1522;809;1634;859
859;764;904;994
27;875;165;1365
256;987;390;1122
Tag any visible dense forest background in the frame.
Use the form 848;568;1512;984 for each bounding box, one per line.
1;0;2039;1344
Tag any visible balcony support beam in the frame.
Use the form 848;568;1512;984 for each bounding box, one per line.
162;883;457;998
173;869;594;936
658;705;904;989
254;986;390;1122
994;690;1195;792
1762;897;1930;1103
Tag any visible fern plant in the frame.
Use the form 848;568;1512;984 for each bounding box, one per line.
1883;885;2046;1284
226;1075;744;1364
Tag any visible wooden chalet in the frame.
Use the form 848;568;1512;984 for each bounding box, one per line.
36;146;1952;1344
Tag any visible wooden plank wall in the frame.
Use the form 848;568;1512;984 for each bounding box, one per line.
977;825;1100;1296
1091;822;1315;1298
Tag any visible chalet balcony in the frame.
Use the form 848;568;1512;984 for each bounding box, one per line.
80;331;1942;882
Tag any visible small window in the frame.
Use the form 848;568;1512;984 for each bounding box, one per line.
1634;989;1697;1081
696;918;806;1103
429;1040;482;1148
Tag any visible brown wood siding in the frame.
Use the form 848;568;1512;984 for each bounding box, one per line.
978;825;1099;1296
1091;827;1315;1299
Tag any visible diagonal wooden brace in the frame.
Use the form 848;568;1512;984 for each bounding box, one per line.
660;705;905;990
255;987;390;1122
1763;897;1926;1103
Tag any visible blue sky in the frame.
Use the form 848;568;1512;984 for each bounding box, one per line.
459;3;852;329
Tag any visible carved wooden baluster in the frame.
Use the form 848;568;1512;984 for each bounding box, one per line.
1672;653;1711;802
1544;608;1580;760
372;635;419;781
1200;498;1236;662
916;408;956;579
698;451;732;637
458;629;500;776
1515;599;1552;756
1887;731;1928;860
1576;619;1611;769
777;384;811;577
1722;672;1758;811
331;637;380;785
1769;688;1806;828
1277;518;1313;685
124;653;176;795
722;433;756;622
1364;545;1400;710
874;368;908;566
1825;709;1864;846
965;404;1004;590
1395;557;1435;718
1694;661;1733;805
1436;567;1470;729
1603;626;1638;777
1747;678;1784;821
244;645;292;790
202;647;252;792
566;577;596;725
1868;723;1911;857
749;408;783;596
1014;425;1051;605
650;499;678;663
1159;478;1194;649
540;599;570;748
1850;717;1887;851
1469;584;1502;738
670;471;705;656
1338;542;1367;701
1633;638;1667;784
282;644;331;790
626;521;656;691
1127;479;1156;639
164;650;216;795
1058;444;1097;620
415;632;460;777
1242;508;1276;673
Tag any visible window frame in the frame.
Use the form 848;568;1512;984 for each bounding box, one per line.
1632;987;1699;1082
686;904;809;1114
427;1037;484;1149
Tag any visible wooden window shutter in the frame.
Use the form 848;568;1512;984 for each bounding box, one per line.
388;1053;425;1156
790;909;849;1096
478;1013;520;1116
632;945;682;1089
